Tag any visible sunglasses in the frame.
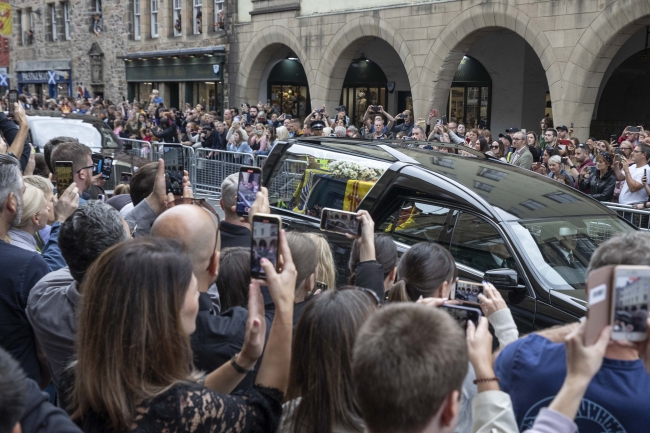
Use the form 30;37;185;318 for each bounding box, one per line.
491;145;500;149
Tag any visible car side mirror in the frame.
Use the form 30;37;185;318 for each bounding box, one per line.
483;268;524;291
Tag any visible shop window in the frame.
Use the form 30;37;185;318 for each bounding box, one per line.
214;0;224;31
63;2;70;40
133;0;141;40
173;0;182;36
340;59;388;127
447;56;491;130
150;0;158;38
193;0;202;34
267;59;311;118
191;81;221;112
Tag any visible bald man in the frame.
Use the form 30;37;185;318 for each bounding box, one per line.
150;204;259;392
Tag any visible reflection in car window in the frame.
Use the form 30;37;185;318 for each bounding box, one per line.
386;201;452;247
450;212;514;273
510;216;633;291
267;144;390;218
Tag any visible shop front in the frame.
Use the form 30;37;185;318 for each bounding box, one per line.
267;59;311;118
340;59;387;127
448;56;491;129
15;59;73;99
123;46;226;114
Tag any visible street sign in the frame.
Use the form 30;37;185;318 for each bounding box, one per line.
0;74;7;87
47;70;57;85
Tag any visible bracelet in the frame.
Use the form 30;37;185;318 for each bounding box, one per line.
230;353;253;374
473;377;499;385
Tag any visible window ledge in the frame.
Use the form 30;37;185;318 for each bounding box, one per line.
249;3;300;15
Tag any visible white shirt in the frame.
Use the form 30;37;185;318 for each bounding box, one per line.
619;164;648;204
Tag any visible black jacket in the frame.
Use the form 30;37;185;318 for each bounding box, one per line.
21;379;82;433
579;169;616;202
219;221;251;249
0;112;30;172
152;123;178;143
352;260;386;303
207;129;228;150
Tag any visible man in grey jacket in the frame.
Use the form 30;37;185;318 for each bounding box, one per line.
509;132;534;170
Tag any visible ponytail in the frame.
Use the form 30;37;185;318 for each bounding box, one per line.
387;280;410;303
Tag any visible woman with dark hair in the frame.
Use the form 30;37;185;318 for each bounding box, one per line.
527;131;541;162
534;146;557;175
387;242;457;302
578;152;616;201
473;137;489;153
487;140;506;161
66;236;297;432
216;247;251;311
279;288;379;433
152;113;179;143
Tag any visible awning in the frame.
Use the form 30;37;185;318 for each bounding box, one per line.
118;46;226;60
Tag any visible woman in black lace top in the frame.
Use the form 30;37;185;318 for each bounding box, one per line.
65;236;297;432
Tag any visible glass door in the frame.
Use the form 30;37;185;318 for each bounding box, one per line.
449;87;465;125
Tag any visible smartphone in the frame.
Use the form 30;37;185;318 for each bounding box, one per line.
236;166;262;216
8;90;17;116
521;128;527;134
101;156;113;180
55;161;73;198
372;105;380;111
97;194;106;203
162;144;185;196
441;115;448;125
611;266;650;342
439;303;482;331
450;280;484;304
120;172;132;184
558;144;567;151
251;214;281;280
91;153;103;176
610;134;618;142
320;208;361;236
571;122;574;128
585;265;615;345
435;119;441;126
615;154;623;163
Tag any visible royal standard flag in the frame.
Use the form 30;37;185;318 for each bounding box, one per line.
0;3;11;37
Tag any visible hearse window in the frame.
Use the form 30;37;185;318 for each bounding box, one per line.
450;212;514;273
382;201;454;248
267;143;390;217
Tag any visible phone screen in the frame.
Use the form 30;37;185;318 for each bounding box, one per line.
451;280;484;303
91;153;103;176
8;90;17;116
558;144;567;150
237;167;262;216
101;156;113;180
320;208;361;236
163;145;185;196
439;304;482;331
55;161;73;198
612;269;650;341
251;215;280;279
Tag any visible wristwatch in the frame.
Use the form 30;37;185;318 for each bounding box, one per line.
230;353;254;374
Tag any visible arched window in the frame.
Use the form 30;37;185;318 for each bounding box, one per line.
340;59;388;127
267;59;310;118
448;56;491;129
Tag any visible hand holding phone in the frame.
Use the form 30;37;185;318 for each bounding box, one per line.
439;303;482;332
320;208;361;236
8;90;17;117
237;166;262;216
251;214;281;280
450;280;484;304
55;161;74;198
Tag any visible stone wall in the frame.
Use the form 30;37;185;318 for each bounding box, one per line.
229;0;650;139
9;0;231;104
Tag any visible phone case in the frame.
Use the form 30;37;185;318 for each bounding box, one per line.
584;266;614;345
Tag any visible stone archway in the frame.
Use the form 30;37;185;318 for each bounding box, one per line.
562;0;650;138
236;26;312;105
419;3;558;124
314;16;417;114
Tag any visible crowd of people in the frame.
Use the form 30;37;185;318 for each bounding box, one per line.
3;92;650;433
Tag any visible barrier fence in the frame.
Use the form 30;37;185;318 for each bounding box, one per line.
602;202;650;231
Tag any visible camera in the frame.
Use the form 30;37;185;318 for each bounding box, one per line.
371;105;380;112
316;109;324;114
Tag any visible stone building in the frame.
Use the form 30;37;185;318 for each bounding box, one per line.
9;0;230;111
229;0;650;138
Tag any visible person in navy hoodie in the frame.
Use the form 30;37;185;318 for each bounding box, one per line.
495;231;650;433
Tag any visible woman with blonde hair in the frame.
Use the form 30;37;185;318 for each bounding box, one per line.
305;232;336;291
8;184;50;252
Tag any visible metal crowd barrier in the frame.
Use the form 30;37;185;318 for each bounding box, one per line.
194;148;254;197
121;138;154;161
603;202;650;230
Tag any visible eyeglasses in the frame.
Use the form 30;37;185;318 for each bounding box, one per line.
513;138;524;141
166;198;221;270
76;165;94;174
620;147;632;151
